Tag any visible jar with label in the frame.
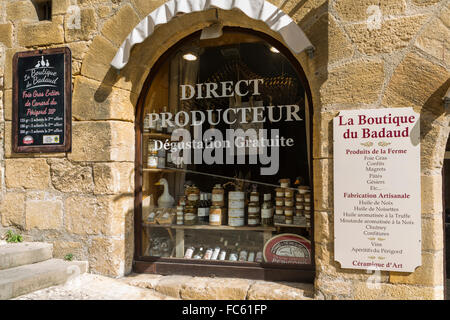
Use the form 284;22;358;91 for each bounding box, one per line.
255;251;263;263
297;185;310;194
228;191;245;208
279;178;290;188
249;185;259;203
296;193;304;203
184;205;197;225
203;248;213;260
247;252;255;262
212;184;225;206
284;206;294;217
186;185;200;206
285;216;293;224
275;197;284;207
261;193;273;226
275;206;284;215
284;197;294;207
218;249;227;261
238;250;248;262
304;193;311;203
296;203;304;210
209;206;223;226
275;187;285;198
248;202;260;226
184;246;195;259
285;188;294;198
295;208;303;217
147;152;158;168
148;139;158;153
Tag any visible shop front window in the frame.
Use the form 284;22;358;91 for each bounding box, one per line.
137;29;313;278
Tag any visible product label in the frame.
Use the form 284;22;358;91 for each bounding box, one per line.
212;194;224;202
184;248;194;259
248;218;260;225
219;251;227;260
188;194;199;201
204;249;213;260
211;248;220;260
261;208;273;218
198;208;209;217
209;214;221;223
248;206;260;213
250;195;259;202
228;217;245;226
228;200;245;209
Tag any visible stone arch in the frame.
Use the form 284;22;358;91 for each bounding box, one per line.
74;1;317;277
110;0;313;70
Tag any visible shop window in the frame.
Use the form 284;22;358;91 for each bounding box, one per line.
137;29;314;280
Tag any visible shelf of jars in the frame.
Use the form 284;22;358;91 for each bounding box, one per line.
142;222;276;231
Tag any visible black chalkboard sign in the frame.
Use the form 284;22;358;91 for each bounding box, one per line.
13;47;71;153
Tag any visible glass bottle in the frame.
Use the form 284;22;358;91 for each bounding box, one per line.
229;242;239;261
193;246;204;259
211;246;221;260
261;193;274;226
203;247;213;260
197;193;209;224
218;240;228;260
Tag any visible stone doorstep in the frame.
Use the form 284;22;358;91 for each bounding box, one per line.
0;258;88;300
0;242;53;270
120;273;315;300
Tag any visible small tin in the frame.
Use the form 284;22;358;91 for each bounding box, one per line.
275;187;285;198
284;197;294;207
279;178;290;188
284;206;294;216
275;206;284;215
285;189;294;198
228;216;245;226
275;197;284;206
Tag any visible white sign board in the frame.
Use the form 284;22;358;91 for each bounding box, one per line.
333;108;421;272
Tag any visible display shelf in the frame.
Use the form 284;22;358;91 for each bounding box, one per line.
142;168;178;173
275;223;309;228
142;222;276;232
143;132;171;139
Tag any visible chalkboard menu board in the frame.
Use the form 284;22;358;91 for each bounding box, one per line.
13;47;71;153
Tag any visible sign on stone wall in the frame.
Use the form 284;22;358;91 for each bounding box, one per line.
333;108;421;272
12;47;71;153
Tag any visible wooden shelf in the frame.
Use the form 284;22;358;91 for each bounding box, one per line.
142;168;178;173
142;222;276;232
143;132;171;139
275;223;309;228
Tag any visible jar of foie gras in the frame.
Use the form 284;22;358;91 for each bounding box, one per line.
212;184;225;206
275;187;285;198
279;178;290;188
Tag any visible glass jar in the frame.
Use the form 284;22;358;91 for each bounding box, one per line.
284;197;294;207
184;205;197;225
147;152;158;168
275;206;284;215
275;197;284;207
284;206;294;217
212;184;225;206
209;206;223;226
186;185;200;206
279;178;290;188
275;187;285;198
285;188;294;198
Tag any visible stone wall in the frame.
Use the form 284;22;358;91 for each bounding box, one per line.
0;0;448;298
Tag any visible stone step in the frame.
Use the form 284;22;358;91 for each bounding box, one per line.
0;242;53;270
0;258;88;300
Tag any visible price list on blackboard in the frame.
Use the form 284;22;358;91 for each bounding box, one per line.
13;48;71;153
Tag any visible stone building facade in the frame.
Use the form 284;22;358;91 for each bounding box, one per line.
0;0;448;299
